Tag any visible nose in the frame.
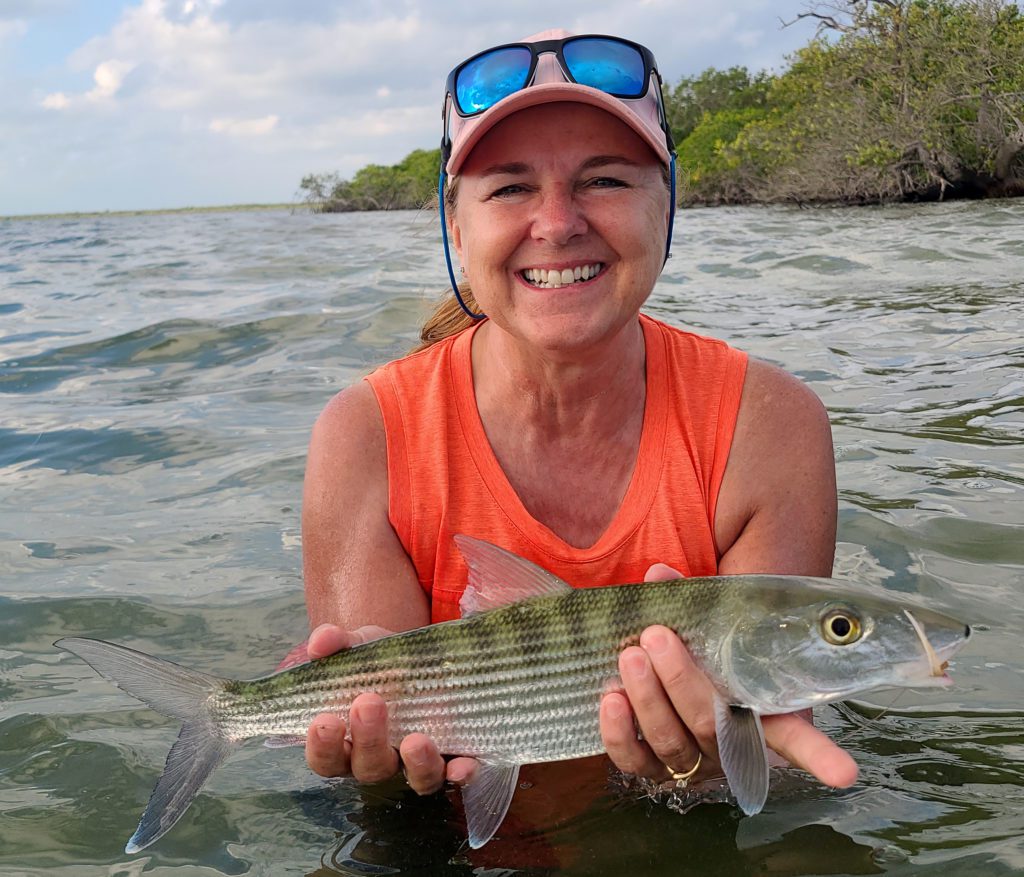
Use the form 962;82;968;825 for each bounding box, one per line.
530;185;588;246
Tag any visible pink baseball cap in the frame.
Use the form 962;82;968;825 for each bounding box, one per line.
443;29;673;176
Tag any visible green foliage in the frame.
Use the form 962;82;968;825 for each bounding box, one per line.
671;0;1024;204
300;148;441;212
303;1;1024;209
666;66;772;145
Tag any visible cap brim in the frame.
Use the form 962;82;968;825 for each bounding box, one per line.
445;82;670;176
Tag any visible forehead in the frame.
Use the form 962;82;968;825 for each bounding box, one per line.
461;102;661;174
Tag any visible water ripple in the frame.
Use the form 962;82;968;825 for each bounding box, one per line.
1;202;1022;874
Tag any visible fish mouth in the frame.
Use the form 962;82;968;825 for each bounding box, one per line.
896;609;969;688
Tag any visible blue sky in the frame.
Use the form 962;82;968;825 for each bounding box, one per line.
1;0;819;215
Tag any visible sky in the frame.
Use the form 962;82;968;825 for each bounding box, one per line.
0;0;821;216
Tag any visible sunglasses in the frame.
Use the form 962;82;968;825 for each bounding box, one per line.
446;34;663;117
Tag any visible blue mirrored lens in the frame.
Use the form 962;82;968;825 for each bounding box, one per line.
456;46;532;114
563;38;645;96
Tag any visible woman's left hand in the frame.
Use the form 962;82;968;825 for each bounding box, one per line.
599;563;859;790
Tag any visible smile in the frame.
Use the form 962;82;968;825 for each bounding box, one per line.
520;263;604;289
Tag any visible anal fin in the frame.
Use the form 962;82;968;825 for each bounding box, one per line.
460;761;521;848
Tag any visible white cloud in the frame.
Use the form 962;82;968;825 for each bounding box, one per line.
6;0;819;214
0;19;29;41
209;114;279;136
86;59;135;100
182;0;224;15
40;91;70;110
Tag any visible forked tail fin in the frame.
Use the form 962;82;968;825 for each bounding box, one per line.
56;637;236;853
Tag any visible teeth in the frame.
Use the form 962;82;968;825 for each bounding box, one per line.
523;263;603;288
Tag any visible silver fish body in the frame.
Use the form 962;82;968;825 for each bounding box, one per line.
56;535;970;854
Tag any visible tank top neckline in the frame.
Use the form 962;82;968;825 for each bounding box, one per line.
450;315;668;564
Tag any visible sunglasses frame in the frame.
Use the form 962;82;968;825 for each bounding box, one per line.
446;34;659;118
440;34;676;165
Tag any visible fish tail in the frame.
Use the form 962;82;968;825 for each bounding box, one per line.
56;636;235;853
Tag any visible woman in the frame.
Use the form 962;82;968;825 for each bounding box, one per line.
299;29;855;811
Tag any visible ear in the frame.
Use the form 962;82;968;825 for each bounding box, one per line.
450;212;464;263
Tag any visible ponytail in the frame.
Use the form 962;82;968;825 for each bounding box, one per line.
412;174;484;353
412;282;482;353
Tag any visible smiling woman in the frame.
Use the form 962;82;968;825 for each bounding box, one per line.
447;103;669;354
297;27;847;849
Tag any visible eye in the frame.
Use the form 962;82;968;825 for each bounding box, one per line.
587;176;626;189
490;183;528;199
820;607;863;645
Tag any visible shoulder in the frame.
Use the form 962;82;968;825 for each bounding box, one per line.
738;358;830;438
714;358;836;574
729;359;833;499
311;380;384;455
305;381;390;515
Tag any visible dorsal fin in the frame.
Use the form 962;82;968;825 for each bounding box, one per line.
454;535;571;616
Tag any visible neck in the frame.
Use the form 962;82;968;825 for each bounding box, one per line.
468;316;649;549
471;317;647;438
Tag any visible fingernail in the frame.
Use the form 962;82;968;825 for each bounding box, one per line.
310;623;333;638
405;748;428;769
356;700;384;724
315;722;340;744
623;649;648;678
606;696;627;720
643;629;669;656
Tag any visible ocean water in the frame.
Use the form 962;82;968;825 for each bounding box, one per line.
1;201;1022;876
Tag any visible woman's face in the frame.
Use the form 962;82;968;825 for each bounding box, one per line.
450;102;669;355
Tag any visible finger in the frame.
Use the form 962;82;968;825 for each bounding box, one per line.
600;689;658;776
639;626;719;749
306;712;352;777
307;624;350;659
307;624;394;659
644;563;682;582
444;757;480;786
398;733;446;795
618;645;702;778
348;693;400;783
762;712;859;788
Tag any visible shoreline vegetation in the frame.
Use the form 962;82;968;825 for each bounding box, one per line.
1;203;298;222
301;0;1024;211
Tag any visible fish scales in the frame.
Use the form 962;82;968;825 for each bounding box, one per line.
55;538;972;854
216;579;732;759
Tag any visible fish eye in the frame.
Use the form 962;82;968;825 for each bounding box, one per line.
821;607;863;645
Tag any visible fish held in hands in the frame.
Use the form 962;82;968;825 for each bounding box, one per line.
56;536;970;853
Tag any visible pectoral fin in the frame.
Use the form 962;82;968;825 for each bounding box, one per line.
714;697;769;816
460;761;521;848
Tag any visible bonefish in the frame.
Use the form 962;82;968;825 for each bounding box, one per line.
57;535;970;853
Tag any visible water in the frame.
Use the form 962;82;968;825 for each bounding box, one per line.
1;201;1023;876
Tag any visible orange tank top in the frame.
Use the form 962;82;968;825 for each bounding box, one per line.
365;314;748;623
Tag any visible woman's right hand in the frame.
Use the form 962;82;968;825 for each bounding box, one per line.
304;623;479;795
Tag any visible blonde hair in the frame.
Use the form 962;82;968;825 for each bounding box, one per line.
412;281;482;353
411;175;484;353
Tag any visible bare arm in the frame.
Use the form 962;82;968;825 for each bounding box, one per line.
301;382;474;792
602;360;856;789
302;381;428;631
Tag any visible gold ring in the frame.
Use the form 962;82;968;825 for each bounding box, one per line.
665;751;702;782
